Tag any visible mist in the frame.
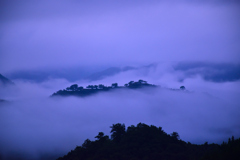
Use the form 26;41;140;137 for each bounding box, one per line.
1;63;240;160
1;0;240;74
1;0;240;159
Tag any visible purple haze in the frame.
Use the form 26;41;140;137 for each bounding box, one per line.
0;1;240;160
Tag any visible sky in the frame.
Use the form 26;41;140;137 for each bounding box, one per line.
1;0;240;73
0;0;240;160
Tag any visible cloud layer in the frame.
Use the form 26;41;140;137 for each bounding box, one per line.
0;64;240;160
1;0;240;73
1;1;239;159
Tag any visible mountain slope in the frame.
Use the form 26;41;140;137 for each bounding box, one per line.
86;66;136;81
57;123;240;160
0;74;14;86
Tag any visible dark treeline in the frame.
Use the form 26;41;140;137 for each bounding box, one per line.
52;80;158;97
52;80;187;97
57;123;240;160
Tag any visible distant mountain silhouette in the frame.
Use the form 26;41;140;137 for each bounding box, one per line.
86;64;160;81
0;74;14;86
0;99;7;103
4;62;240;83
86;62;240;83
174;62;240;82
6;68;92;82
5;66;136;82
86;66;136;81
0;74;13;102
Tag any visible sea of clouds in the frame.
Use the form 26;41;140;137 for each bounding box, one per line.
0;63;239;160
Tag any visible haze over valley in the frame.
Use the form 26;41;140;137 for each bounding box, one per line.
0;0;240;159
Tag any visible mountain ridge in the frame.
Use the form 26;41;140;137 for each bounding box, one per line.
0;74;14;86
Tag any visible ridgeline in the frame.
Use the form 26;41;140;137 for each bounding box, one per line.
0;74;14;86
57;123;240;160
51;80;159;97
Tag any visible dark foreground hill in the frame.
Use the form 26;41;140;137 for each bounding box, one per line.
57;123;240;160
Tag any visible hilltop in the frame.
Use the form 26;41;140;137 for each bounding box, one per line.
51;80;158;97
57;123;240;160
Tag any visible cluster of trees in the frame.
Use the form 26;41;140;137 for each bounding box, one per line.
65;80;153;91
51;80;156;97
57;123;240;160
51;79;187;97
124;80;154;88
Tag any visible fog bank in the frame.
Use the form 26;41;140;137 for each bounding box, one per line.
0;70;239;159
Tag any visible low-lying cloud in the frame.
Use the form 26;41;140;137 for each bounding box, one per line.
1;0;239;159
0;65;239;160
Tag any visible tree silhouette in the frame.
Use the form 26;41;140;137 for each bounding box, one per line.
77;86;84;91
171;132;180;140
95;132;109;142
57;123;240;160
82;139;91;149
66;84;78;91
95;132;104;140
138;79;147;84
112;83;118;88
110;123;126;142
94;85;98;89
86;85;94;89
180;86;185;90
51;80;158;97
98;84;104;89
128;81;134;85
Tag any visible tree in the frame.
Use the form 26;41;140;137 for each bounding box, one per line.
171;132;180;140
82;139;91;148
110;123;126;142
137;122;148;128
98;84;104;89
94;85;98;89
112;83;118;88
95;132;104;140
66;84;78;91
77;86;84;91
95;132;109;141
180;86;185;90
128;81;134;85
138;79;147;84
86;85;94;89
